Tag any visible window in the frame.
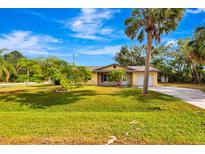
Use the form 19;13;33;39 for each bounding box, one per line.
101;73;109;82
113;65;116;68
103;74;108;82
122;74;127;81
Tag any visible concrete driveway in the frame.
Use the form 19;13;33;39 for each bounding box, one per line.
0;82;50;87
150;86;205;109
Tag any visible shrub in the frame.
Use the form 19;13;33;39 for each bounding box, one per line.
109;70;126;86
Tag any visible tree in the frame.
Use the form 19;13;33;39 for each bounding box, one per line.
58;64;74;91
174;39;203;83
168;39;194;82
70;66;91;87
187;25;205;64
115;45;145;66
125;9;185;94
108;70;126;86
42;57;69;84
151;45;173;82
41;57;91;91
0;49;16;82
16;58;43;83
152;39;203;83
3;51;24;68
58;65;91;91
186;26;205;83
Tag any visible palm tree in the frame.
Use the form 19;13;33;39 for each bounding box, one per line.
0;59;16;82
186;26;205;83
125;9;185;94
0;49;16;82
187;25;205;64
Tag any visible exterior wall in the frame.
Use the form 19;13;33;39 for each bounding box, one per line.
132;72;138;86
85;72;98;85
97;73;101;85
131;72;158;86
152;72;158;86
127;73;132;86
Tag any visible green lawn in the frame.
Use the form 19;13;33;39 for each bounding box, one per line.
0;85;204;144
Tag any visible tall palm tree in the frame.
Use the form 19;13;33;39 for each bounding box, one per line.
0;49;16;82
0;60;16;82
187;25;205;64
125;9;185;94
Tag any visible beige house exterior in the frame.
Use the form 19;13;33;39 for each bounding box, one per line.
86;63;159;87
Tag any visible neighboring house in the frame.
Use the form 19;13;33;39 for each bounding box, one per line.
86;63;160;86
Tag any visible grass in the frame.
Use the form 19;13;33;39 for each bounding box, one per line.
0;85;205;144
160;83;205;92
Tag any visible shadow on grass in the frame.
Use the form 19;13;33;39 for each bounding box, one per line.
113;88;179;102
0;86;179;111
0;88;97;109
107;88;180;111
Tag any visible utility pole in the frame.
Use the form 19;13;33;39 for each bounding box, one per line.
72;54;77;65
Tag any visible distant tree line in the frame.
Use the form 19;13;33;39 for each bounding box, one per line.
0;50;91;91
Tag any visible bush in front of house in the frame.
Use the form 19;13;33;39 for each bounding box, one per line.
108;70;126;86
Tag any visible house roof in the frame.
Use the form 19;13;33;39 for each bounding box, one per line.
94;63;135;70
127;66;160;72
86;66;101;70
86;63;160;72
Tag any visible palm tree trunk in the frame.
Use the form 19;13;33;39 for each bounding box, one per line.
5;70;10;82
193;63;200;83
3;68;10;82
143;30;152;94
195;70;200;83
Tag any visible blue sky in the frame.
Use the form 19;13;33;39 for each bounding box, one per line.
0;8;205;66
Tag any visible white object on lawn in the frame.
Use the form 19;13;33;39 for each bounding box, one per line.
105;136;117;145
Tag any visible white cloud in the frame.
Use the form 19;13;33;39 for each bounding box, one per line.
70;33;102;40
0;30;61;56
99;28;113;35
186;8;205;14
76;45;122;55
165;40;178;47
25;10;45;19
19;9;60;24
63;8;120;40
40;35;60;43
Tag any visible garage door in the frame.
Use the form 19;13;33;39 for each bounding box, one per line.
137;73;153;86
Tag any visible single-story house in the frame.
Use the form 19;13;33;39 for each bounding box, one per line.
86;63;160;86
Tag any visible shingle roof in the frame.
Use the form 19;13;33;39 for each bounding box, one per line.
86;64;160;72
127;66;160;72
86;66;101;70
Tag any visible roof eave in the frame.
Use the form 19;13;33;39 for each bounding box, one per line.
93;70;160;73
